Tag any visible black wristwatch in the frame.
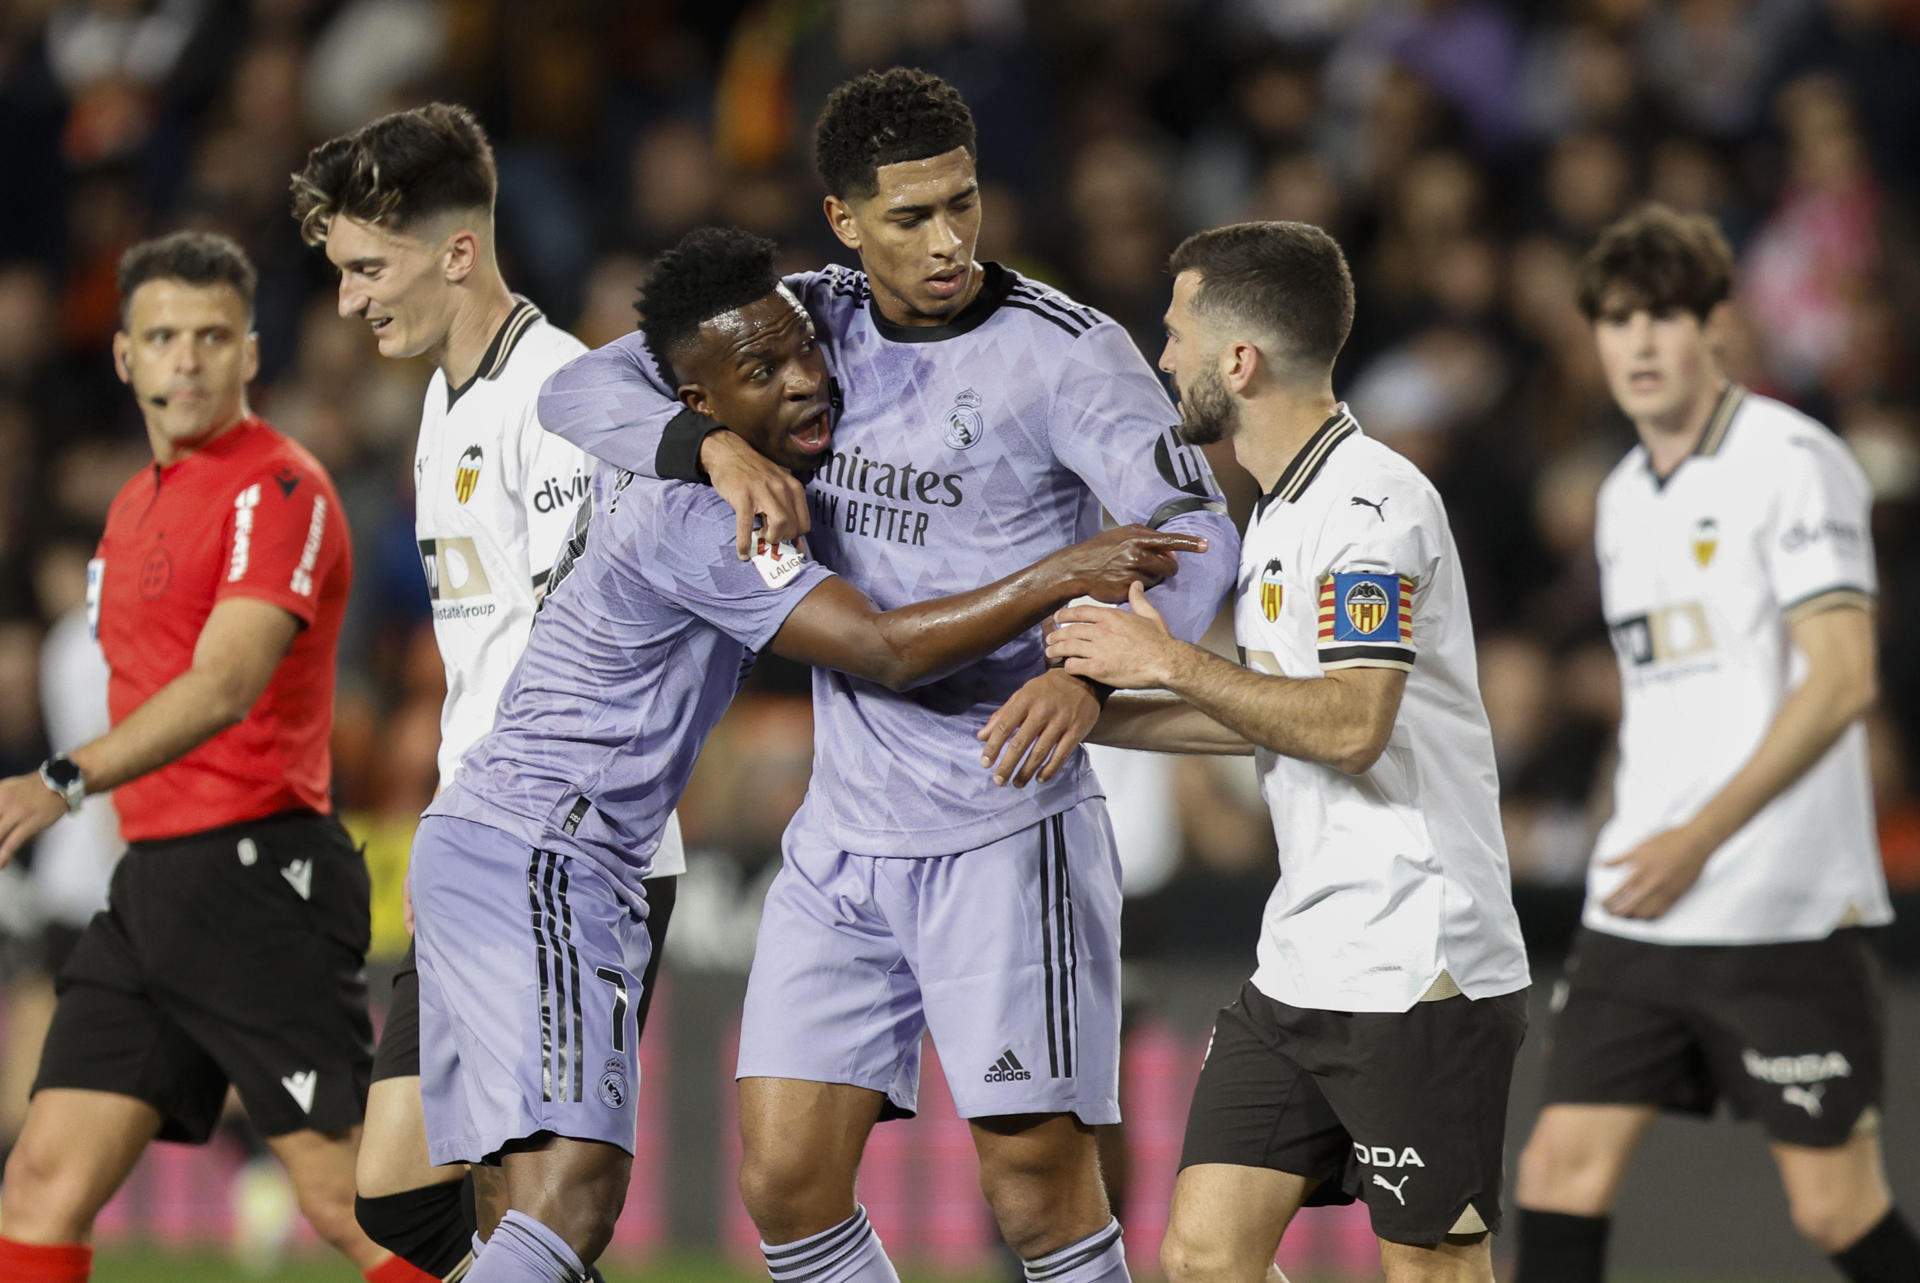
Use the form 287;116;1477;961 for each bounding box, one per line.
38;755;86;814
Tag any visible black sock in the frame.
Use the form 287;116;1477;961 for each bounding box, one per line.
1833;1207;1920;1282
355;1180;477;1278
1513;1209;1608;1283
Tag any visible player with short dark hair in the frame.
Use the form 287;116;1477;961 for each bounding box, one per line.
409;225;1203;1283
1511;205;1919;1283
811;65;976;202
537;67;1241;1283
1042;220;1530;1283
0;232;433;1283
292;101;686;1281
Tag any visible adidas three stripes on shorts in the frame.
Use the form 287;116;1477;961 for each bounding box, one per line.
411;813;653;1165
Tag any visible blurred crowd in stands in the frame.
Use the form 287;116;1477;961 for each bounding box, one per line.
3;0;1920;1015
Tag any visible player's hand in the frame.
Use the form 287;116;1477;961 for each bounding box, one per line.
1044;582;1183;689
977;670;1101;788
700;429;810;559
1600;825;1714;919
0;773;69;868
1052;525;1206;603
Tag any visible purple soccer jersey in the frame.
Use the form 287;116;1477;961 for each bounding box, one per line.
427;467;834;895
538;263;1240;855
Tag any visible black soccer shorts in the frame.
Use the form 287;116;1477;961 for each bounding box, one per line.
35;810;374;1141
1541;926;1885;1147
371;873;678;1083
1180;978;1528;1247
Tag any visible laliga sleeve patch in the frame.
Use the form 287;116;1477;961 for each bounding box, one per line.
751;535;811;589
1317;571;1416;670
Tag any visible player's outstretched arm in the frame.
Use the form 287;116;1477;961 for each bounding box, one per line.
768;525;1205;692
1046;583;1406;773
537;335;808;558
1083;690;1253;756
0;598;298;864
1601;601;1877;919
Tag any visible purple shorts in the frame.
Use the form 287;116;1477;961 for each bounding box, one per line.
738;796;1122;1124
411;814;651;1165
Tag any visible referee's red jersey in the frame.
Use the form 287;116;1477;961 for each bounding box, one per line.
91;417;352;842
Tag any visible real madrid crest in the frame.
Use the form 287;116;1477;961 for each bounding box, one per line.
1260;557;1285;622
454;444;484;504
1692;516;1717;568
945;388;985;451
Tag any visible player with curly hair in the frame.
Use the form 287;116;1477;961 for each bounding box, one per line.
407;225;1203;1283
537;67;1243;1283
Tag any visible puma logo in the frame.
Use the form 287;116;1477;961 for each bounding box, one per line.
1784;1084;1825;1117
1373;1172;1411;1205
1351;495;1389;521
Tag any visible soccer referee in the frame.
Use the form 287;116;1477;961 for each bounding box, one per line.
0;232;432;1283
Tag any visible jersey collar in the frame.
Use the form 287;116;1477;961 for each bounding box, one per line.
1258;404;1360;515
868;262;1016;343
447;296;541;409
153;415;266;480
1644;382;1745;490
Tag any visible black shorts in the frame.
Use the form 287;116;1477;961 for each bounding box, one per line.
1541;927;1885;1147
1181;979;1528;1247
371;873;678;1083
35;811;374;1143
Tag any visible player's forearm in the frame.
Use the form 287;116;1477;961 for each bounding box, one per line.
537;338;706;480
1140;509;1238;641
871;554;1093;690
1161;645;1382;772
1683;663;1875;853
1091;691;1252;755
68;668;251;794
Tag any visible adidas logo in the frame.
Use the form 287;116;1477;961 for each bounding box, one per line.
984;1050;1032;1083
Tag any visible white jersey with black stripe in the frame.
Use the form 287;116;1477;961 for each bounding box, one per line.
1587;385;1887;943
1235;407;1528;1012
414;297;685;875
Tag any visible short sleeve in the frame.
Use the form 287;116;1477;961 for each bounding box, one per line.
639;488;834;651
214;461;344;625
1765;435;1876;620
1312;479;1441;672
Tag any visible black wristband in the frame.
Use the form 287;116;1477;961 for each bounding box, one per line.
655;408;727;484
1076;676;1116;706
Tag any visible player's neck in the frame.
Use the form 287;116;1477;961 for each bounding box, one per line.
1631;372;1728;477
435;273;518;389
867;262;984;328
1235;386;1341;494
146;403;251;467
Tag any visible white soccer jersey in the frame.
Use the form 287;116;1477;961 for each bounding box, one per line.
1587;385;1887;944
414;297;685;875
1235;407;1529;1013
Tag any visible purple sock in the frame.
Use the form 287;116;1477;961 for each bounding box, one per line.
761;1205;900;1283
467;1210;585;1283
1023;1219;1129;1283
